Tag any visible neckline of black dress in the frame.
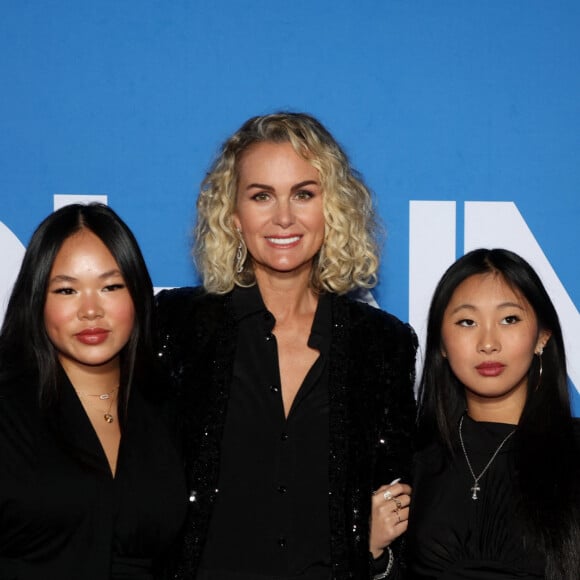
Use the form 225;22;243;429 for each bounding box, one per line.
459;413;517;454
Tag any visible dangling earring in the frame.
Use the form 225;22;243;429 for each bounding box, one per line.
235;230;246;274
535;347;543;391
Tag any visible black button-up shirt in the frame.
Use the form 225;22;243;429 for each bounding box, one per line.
199;285;331;579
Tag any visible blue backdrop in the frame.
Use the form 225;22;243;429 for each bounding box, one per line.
1;0;578;413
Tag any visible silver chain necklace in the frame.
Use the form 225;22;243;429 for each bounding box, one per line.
458;415;516;500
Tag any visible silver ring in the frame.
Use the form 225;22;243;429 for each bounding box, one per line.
383;490;393;501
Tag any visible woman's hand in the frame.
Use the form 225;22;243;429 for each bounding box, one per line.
369;480;412;558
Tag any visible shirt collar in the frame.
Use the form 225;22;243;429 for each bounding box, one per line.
231;285;269;322
308;292;331;353
231;284;331;353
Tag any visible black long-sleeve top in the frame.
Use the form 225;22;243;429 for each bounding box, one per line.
0;369;188;580
155;285;417;580
406;415;580;579
199;285;332;578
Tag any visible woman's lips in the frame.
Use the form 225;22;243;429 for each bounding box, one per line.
75;328;110;345
265;235;301;247
475;361;506;377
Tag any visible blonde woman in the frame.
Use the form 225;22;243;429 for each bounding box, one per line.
156;113;417;579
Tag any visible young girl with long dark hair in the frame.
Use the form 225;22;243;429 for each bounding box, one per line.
407;248;580;580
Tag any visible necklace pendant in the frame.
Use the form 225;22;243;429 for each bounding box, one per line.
459;415;516;503
99;394;111;400
104;413;114;423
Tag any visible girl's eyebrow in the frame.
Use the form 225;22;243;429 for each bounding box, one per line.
448;301;525;315
48;269;122;284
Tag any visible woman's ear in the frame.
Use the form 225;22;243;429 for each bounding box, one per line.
535;330;552;355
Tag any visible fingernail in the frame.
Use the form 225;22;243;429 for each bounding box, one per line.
389;477;401;485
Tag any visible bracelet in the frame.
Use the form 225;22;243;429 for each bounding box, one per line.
373;546;393;579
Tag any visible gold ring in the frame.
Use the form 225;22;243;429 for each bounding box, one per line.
392;498;402;510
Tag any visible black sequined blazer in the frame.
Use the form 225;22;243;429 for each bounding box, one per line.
155;286;417;580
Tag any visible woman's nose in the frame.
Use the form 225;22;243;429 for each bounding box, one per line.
477;328;500;354
78;294;104;320
273;200;295;227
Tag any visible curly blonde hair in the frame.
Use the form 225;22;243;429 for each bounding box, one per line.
194;112;382;294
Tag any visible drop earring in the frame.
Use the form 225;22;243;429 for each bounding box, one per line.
235;230;246;274
535;347;543;391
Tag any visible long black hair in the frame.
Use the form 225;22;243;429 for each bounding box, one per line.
416;248;580;580
0;203;154;427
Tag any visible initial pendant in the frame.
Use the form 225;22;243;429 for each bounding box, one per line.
471;483;481;500
104;413;114;423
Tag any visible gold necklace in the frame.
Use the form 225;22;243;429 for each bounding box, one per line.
458;415;515;500
75;387;118;423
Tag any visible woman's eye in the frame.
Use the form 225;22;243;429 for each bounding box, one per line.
251;192;270;201
52;287;76;295
457;318;476;327
103;283;126;292
501;315;521;325
294;189;314;200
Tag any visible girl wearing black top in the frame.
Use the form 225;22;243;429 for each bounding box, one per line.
0;203;187;579
407;248;580;579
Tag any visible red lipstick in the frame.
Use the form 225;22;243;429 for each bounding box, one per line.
75;328;110;345
475;361;506;377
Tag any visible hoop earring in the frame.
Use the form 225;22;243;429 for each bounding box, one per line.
235;232;246;274
535;348;543;391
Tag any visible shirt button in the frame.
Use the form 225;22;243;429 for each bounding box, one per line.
264;333;275;342
277;537;287;548
280;432;289;441
269;385;280;393
277;485;287;494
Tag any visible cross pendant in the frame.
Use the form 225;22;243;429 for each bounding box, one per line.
471;483;481;500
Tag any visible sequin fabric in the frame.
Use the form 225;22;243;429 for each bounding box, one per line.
155;287;417;579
